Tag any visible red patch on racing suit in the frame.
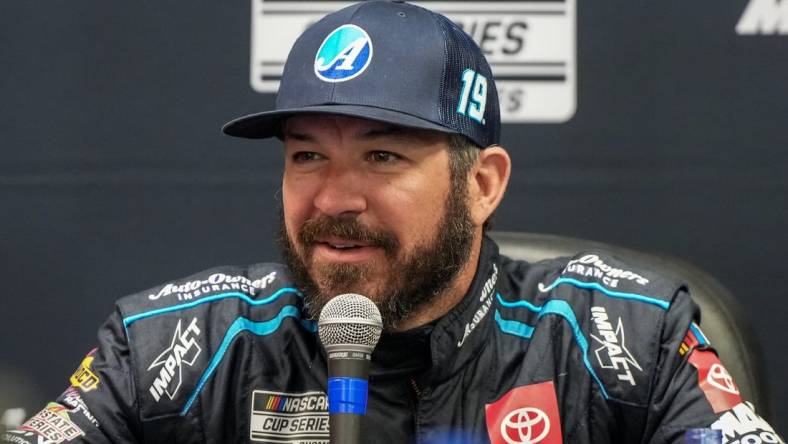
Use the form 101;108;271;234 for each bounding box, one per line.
485;380;563;444
688;349;742;414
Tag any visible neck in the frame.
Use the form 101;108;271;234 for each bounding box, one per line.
393;230;484;331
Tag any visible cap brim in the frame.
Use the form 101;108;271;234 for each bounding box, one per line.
222;104;456;139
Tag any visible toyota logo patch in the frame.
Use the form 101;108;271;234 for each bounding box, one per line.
500;407;551;444
485;381;563;444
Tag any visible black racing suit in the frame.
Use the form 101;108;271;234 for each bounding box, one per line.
3;236;783;443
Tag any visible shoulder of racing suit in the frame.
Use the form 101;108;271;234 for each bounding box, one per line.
495;249;783;443
1;263;313;444
116;262;311;420
496;249;690;407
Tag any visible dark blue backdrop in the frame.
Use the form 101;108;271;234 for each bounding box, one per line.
1;0;785;434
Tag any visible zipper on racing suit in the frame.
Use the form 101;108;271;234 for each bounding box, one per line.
409;378;423;443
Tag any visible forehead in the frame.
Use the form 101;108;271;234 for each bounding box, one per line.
283;114;446;145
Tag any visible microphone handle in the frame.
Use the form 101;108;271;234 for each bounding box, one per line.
326;347;372;444
329;413;363;444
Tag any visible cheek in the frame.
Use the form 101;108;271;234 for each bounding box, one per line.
380;175;451;240
282;169;321;212
282;181;309;237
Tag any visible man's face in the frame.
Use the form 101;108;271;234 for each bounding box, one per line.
279;114;474;329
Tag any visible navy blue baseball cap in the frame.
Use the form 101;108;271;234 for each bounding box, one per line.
222;0;500;148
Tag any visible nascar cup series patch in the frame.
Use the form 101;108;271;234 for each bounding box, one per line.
249;390;329;443
314;24;373;82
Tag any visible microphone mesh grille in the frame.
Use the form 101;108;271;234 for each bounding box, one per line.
318;293;383;349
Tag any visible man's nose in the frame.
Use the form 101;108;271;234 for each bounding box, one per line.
313;165;367;217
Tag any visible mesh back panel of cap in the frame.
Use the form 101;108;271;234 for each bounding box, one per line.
318;293;383;349
432;11;500;148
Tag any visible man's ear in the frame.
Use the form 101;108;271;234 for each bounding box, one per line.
468;146;511;227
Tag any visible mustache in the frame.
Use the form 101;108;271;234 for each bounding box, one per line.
298;216;399;255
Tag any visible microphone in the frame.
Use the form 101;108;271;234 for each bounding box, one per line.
318;293;383;444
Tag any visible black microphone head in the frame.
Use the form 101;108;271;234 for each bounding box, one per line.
318;293;383;353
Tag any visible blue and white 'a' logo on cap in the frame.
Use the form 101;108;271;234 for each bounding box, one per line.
314;24;373;82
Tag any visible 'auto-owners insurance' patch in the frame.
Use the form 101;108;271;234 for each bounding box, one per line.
250;390;329;443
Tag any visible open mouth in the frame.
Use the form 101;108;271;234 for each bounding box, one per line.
328;244;362;250
311;238;381;262
321;241;366;251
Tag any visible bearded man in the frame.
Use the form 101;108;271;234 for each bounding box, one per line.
4;1;781;443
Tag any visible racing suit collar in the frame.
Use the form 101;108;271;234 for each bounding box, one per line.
370;323;435;380
426;235;501;383
348;235;501;383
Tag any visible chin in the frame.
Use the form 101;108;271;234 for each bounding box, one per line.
319;282;386;302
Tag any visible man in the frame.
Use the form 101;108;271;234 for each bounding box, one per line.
3;1;782;443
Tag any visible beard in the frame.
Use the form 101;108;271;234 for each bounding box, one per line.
277;188;475;331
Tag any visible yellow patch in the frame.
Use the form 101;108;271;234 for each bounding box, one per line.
70;355;100;392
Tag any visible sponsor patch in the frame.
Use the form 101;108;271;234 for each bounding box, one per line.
688;349;742;414
560;254;649;288
250;390;329;443
60;387;99;428
712;402;784;443
458;263;498;347
589;306;642;386
18;403;85;444
485;381;563;444
1;431;37;444
69;349;100;392
147;271;277;301
314;24;373;82
679;322;709;357
147;318;202;402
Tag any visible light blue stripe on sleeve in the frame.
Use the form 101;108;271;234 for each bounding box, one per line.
689;322;709;346
123;287;302;327
494;309;535;338
180;304;308;415
539;277;670;310
495;293;610;399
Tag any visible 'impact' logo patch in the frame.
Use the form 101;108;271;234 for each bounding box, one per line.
147;318;202;403
314;24;373;82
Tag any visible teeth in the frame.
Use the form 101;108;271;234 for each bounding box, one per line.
331;244;357;249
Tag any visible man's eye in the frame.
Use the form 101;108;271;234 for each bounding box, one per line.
291;152;321;163
369;151;401;163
